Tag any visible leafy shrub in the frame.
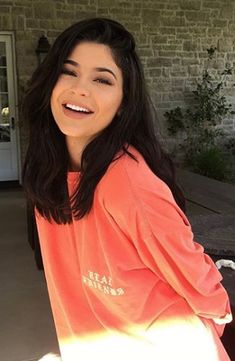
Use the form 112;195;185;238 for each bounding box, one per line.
164;46;235;181
192;147;227;181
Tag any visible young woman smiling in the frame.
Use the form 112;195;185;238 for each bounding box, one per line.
22;18;232;361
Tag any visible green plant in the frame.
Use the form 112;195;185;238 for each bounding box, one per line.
193;147;227;181
164;46;235;178
225;137;235;156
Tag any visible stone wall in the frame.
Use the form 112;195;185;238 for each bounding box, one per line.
0;0;235;162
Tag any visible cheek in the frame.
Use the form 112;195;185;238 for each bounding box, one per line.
102;92;123;116
50;87;61;116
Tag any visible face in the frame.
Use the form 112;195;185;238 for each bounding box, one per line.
50;41;123;147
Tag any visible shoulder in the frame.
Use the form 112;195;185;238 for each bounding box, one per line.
96;145;190;236
97;145;175;209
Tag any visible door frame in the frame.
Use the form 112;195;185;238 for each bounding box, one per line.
0;31;21;183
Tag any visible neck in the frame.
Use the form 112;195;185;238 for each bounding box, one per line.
66;136;88;172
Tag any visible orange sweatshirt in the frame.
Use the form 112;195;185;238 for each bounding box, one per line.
36;146;232;361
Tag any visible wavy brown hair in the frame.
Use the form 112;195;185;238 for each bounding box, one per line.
22;17;185;223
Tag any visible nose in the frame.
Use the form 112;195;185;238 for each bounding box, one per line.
70;78;90;97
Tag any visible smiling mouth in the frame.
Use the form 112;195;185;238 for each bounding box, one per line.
63;104;94;114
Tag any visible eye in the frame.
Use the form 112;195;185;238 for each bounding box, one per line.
61;69;77;77
94;78;112;86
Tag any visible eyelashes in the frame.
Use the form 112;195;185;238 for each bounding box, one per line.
61;69;76;77
60;69;113;86
95;78;112;85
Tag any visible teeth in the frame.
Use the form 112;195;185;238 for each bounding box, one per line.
65;103;91;113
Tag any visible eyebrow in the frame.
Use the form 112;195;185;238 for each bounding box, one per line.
63;59;117;79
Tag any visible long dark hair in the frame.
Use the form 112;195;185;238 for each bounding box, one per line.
22;17;185;224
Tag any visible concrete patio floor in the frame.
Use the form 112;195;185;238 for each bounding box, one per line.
0;187;60;361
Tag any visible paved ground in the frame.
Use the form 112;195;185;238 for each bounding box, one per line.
0;188;60;361
178;169;235;307
188;213;235;306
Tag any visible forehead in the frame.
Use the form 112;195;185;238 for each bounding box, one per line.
67;41;119;70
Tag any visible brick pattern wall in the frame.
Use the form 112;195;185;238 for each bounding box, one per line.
0;0;235;160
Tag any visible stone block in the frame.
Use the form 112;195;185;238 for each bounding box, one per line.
213;59;226;70
0;0;12;4
188;65;200;76
152;57;173;67
161;16;186;27
191;27;207;35
148;68;162;77
220;6;235;20
198;51;210;58
226;53;235;61
183;40;198;51
12;6;26;15
157;101;174;109
177;51;194;58
136;33;149;45
161;10;175;17
172;58;181;65
0;6;10;13
162;44;182;51
138;48;153;57
15;30;32;41
151;91;162;104
162;68;170;77
180;0;201;10
177;27;189;33
13;15;25;31
213;19;228;28
26;19;40;29
181;58;200;66
56;10;76;19
207;28;222;37
217;38;233;52
67;0;88;3
1;14;13;29
202;1;221;9
171;78;185;87
155;79;172;92
185;10;210;22
177;33;193;40
168;39;182;45
31;29;46;38
25;7;33;17
166;3;180;10
176;11;185;17
47;31;62;38
33;2;55;19
141;1;165;9
162;91;184;101
151;35;168;45
170;68;187;77
142;9;161;26
97;0;117;6
124;22;142;32
159;50;176;57
97;8;109;15
158;27;176;35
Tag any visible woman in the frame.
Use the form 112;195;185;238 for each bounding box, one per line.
22;18;232;361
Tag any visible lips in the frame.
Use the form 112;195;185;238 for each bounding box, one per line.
62;103;94;120
62;102;94;114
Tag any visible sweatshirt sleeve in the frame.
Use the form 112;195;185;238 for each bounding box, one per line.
103;155;232;335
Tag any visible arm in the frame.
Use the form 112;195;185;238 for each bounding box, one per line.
104;158;232;335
